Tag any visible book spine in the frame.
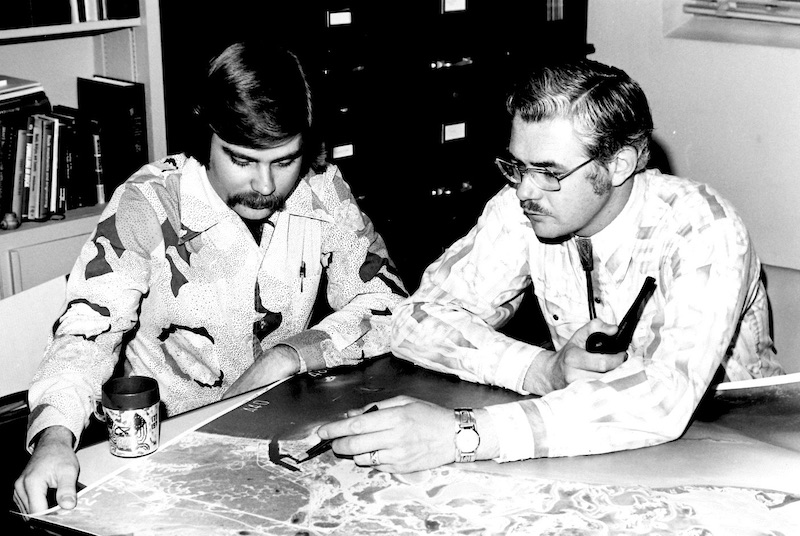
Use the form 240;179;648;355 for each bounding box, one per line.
1;122;21;215
84;0;99;22
92;129;105;204
39;117;55;219
77;0;88;22
49;118;61;213
28;115;43;220
11;127;29;219
54;120;71;214
21;117;35;220
78;77;148;197
69;0;81;23
0;122;9;214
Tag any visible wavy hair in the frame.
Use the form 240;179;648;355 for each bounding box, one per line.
506;60;653;172
187;40;326;175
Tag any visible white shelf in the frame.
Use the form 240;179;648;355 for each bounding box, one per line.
0;19;141;44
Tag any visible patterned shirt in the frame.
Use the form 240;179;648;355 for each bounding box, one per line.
28;155;407;447
391;170;783;462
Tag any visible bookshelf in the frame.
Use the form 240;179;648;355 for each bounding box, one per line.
0;19;142;43
0;0;165;299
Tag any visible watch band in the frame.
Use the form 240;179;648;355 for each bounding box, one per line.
454;408;479;463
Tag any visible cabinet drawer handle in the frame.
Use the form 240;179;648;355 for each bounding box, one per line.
430;57;473;70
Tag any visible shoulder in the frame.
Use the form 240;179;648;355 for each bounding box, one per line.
640;171;754;268
642;170;748;235
113;154;191;202
297;163;361;217
303;162;352;201
103;154;194;228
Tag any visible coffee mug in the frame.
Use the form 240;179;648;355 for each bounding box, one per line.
97;376;161;458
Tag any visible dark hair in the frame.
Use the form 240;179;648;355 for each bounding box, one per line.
506;59;653;171
187;40;326;175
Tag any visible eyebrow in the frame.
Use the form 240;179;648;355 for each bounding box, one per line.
222;145;304;164
504;150;559;169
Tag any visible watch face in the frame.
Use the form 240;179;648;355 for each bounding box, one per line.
456;428;480;453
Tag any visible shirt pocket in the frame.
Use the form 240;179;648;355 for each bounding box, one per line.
533;277;588;347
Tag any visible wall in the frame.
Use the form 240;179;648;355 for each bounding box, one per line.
0;37;96;107
587;0;800;372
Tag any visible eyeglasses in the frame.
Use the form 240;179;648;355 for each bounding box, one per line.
494;156;595;191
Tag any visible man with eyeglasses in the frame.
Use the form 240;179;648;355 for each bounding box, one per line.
316;59;783;473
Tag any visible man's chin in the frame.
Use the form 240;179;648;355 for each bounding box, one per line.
528;219;570;243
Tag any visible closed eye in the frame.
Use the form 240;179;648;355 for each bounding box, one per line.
231;155;252;168
275;156;299;168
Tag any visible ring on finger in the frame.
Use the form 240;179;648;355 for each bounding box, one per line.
369;450;380;466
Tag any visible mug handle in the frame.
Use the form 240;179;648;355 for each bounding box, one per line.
92;395;106;421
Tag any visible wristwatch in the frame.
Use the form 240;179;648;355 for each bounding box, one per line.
454;408;480;463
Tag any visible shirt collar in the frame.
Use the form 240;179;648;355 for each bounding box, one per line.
582;171;648;283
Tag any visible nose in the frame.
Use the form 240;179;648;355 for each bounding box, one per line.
515;175;545;202
251;164;275;196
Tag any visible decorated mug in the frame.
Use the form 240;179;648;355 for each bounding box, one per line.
97;376;161;458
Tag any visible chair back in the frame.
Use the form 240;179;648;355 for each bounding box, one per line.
0;275;68;399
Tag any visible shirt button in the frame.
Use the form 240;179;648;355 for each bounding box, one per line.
594;297;601;303
553;314;559;320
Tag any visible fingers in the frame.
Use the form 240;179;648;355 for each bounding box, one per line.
318;406;393;441
12;483;30;517
568;350;626;373
344;395;415;418
354;448;389;469
14;430;81;515
581;318;619;339
14;474;50;515
55;472;78;510
333;427;398;458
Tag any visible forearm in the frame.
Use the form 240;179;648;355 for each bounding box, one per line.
391;300;546;393
224;344;301;398
521;349;564;395
27;335;122;452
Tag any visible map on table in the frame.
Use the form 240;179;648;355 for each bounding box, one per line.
28;359;800;535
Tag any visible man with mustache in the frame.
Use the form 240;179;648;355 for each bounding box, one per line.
317;59;783;472
15;40;407;513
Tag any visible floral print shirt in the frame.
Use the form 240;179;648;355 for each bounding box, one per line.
28;155;407;448
391;170;783;462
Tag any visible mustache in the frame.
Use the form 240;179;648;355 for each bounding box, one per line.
520;200;550;217
229;192;285;211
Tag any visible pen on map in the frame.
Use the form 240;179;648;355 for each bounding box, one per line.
301;404;379;462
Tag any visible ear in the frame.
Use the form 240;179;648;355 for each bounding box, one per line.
608;146;639;187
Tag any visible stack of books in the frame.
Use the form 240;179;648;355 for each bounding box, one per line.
0;75;51;222
0;73;148;225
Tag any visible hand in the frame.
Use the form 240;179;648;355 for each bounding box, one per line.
525;318;627;394
14;426;79;515
316;396;459;474
224;344;300;399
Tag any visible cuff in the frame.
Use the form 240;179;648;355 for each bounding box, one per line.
26;402;85;454
484;400;541;462
279;329;331;372
493;341;546;394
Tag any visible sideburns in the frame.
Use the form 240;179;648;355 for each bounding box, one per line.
587;169;612;196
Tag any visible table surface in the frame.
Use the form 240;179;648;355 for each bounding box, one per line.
30;356;800;535
76;357;800;494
